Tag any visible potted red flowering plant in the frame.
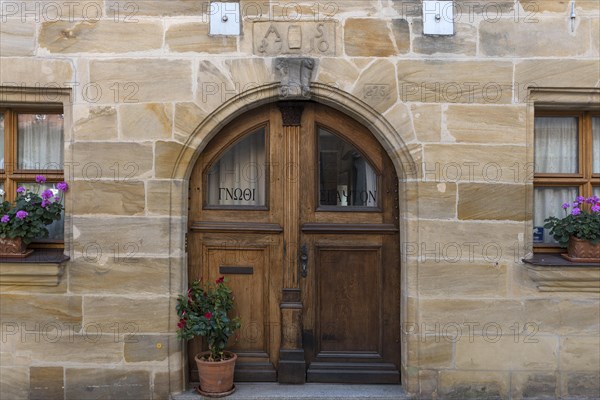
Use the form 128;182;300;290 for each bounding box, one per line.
544;195;600;262
176;277;241;396
0;175;68;257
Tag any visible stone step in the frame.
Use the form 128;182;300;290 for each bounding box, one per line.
171;383;413;400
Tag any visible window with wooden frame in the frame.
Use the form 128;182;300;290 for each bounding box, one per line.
533;110;600;252
0;106;65;247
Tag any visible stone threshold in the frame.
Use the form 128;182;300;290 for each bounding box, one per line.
171;383;413;400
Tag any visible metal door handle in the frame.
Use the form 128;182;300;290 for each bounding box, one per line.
300;245;308;278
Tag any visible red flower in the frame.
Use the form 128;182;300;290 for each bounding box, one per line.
177;319;186;329
204;312;213;319
216;276;224;284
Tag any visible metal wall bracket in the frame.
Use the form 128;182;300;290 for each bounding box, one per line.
209;2;241;36
423;0;454;36
570;1;576;32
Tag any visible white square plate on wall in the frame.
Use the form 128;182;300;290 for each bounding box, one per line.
209;2;241;36
423;0;454;35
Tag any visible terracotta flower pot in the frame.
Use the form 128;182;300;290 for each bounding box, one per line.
0;237;33;258
562;236;600;263
195;351;237;395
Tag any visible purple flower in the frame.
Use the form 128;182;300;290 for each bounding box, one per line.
16;210;28;220
561;203;570;209
16;187;26;194
35;175;46;183
41;199;51;208
41;189;53;200
0;215;9;223
573;202;580;207
576;196;585;203
571;208;581;216
585;197;595;204
592;204;600;213
57;182;69;192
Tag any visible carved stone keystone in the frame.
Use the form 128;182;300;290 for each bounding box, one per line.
274;57;316;100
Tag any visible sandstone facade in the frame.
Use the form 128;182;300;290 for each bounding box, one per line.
1;1;599;399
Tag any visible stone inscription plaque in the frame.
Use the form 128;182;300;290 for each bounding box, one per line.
253;21;336;56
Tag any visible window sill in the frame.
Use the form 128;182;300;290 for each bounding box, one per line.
0;249;69;287
523;254;600;293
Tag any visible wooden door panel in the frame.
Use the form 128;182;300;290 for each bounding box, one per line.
205;246;268;354
188;221;283;376
317;246;381;354
302;235;400;383
192;233;281;381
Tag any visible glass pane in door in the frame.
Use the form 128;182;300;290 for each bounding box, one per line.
206;128;266;207
318;128;378;208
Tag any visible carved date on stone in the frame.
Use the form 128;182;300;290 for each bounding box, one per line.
253;21;336;56
363;84;391;101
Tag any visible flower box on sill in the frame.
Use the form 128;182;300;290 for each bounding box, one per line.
544;195;600;263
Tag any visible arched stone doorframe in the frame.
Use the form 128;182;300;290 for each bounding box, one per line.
165;82;421;394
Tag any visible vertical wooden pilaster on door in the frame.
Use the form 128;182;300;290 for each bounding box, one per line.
277;101;306;383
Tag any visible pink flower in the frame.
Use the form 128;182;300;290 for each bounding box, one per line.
41;189;53;200
204;312;213;319
177;319;187;329
57;182;69;192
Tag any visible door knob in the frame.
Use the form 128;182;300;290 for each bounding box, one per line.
300;245;308;278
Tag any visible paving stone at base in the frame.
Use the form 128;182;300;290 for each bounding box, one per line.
172;383;413;400
65;368;151;400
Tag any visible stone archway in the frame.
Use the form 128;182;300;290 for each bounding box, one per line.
165;81;420;393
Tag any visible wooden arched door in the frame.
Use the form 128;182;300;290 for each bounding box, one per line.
188;102;400;383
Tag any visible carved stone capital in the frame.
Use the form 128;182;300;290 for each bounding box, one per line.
278;102;304;126
274;57;316;100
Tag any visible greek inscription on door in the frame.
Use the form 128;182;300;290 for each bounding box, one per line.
219;188;256;202
253;21;336;56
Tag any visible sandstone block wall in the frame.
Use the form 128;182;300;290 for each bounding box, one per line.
0;1;599;399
